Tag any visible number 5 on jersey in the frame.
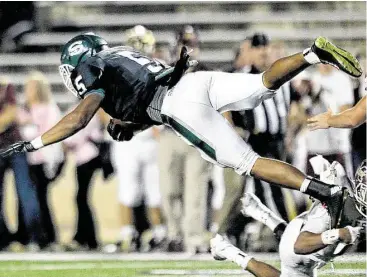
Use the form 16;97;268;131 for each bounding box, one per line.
75;75;87;94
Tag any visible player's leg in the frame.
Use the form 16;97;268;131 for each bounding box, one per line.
110;141;140;252
163;97;329;194
208;41;361;117
261;37;362;90
210;234;281;277
157;130;185;250
241;193;287;241
162;77;345;228
246;260;282;277
74;157;98;250
183;146;211;253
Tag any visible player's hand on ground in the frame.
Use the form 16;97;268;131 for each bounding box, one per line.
339;226;362;244
307;108;332;131
0;141;35;158
107;119;135;142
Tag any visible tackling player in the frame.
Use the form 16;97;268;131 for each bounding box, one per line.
210;159;366;277
0;33;363;228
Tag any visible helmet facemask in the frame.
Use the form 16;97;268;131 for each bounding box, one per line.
354;160;367;217
59;64;80;99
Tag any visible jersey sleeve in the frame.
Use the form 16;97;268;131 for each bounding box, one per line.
84;88;106;99
73;58;105;98
75;63;101;89
301;202;331;233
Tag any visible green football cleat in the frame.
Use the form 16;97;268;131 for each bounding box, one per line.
311;37;362;78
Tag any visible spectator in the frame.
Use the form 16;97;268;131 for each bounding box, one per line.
0;77;42;251
158;25;212;254
18;71;64;250
63;107;104;251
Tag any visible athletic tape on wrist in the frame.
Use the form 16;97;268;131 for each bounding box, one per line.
30;136;44;150
233;253;252;270
321;229;340;245
345;226;360;244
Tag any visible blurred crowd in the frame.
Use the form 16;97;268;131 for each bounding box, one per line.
0;23;365;254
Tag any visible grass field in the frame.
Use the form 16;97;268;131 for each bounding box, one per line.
0;253;365;277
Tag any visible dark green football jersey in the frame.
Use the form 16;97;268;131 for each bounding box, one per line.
71;46;168;124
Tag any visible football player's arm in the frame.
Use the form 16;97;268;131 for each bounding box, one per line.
294;227;361;255
40;93;103;146
307;96;366;130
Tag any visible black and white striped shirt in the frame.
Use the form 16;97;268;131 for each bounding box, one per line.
230;65;292;138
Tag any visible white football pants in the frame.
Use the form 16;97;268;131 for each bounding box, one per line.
161;71;275;175
112;130;161;208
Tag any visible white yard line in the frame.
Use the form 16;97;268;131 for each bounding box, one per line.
149;269;367;276
0;265;364;276
0;263;159;271
0;252;364;262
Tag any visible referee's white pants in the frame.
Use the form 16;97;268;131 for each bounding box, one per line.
161;71;275;175
111;137;161;208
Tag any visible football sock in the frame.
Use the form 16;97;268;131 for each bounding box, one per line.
232;252;253;270
301;177;341;201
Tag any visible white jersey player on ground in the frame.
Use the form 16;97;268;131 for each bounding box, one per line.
211;157;366;277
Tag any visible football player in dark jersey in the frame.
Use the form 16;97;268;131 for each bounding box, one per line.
0;32;363;229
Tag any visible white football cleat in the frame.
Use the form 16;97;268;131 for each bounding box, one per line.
210;234;231;261
241;193;286;231
241;193;270;221
210;234;252;269
210;234;242;261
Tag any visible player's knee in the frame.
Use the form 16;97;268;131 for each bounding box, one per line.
262;71;282;91
233;150;260;176
215;145;260;176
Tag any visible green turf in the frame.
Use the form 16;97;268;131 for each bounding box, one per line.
0;260;365;277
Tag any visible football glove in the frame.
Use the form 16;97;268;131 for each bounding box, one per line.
155;46;198;88
168;46;196;89
0;141;35;158
107;119;137;142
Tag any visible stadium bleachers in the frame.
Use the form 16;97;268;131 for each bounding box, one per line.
0;1;365;110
